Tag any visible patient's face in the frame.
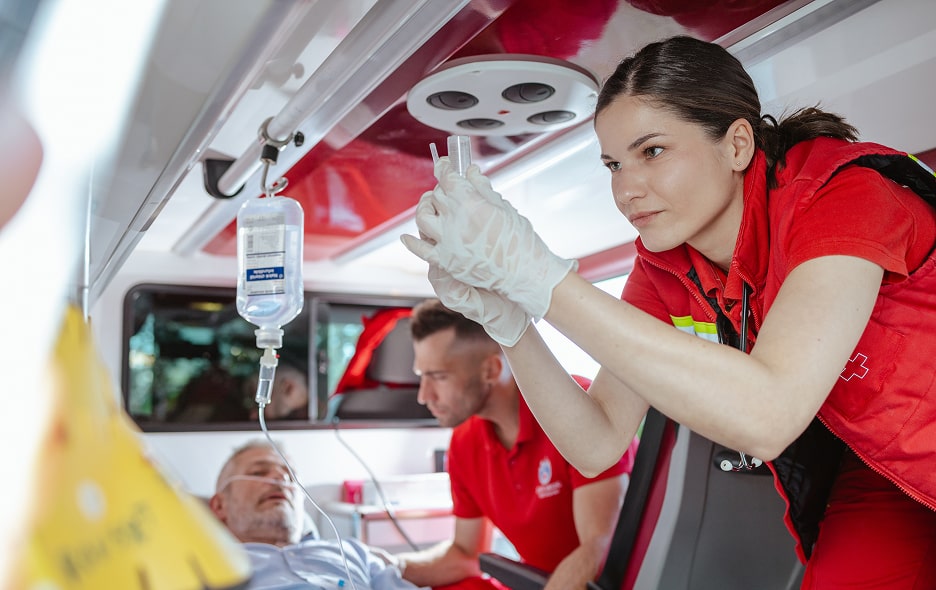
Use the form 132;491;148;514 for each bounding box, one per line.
413;328;490;428
211;446;303;546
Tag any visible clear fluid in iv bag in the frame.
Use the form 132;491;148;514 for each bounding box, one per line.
236;196;304;333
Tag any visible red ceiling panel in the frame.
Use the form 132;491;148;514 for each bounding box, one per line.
202;0;793;261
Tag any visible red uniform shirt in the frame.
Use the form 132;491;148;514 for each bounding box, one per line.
622;140;936;583
447;389;638;573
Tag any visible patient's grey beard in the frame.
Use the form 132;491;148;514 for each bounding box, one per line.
229;503;301;546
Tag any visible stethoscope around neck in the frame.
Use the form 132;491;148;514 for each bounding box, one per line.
738;283;751;354
718;282;764;472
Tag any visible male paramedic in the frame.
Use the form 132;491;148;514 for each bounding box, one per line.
393;299;639;590
209;439;424;590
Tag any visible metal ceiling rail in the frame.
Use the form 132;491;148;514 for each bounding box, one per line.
90;0;317;302
171;0;470;256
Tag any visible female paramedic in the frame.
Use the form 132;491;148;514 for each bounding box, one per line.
402;36;936;588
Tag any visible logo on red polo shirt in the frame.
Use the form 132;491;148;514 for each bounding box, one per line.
535;458;562;499
840;352;870;381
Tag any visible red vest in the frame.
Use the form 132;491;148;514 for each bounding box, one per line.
623;138;936;560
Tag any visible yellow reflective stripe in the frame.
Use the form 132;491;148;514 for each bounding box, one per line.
670;315;719;343
909;153;936;176
671;315;695;334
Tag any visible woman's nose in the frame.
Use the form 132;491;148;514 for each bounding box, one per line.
613;172;643;203
612;171;646;212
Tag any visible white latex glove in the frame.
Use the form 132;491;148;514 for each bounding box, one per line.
406;189;531;346
429;263;532;347
401;158;577;320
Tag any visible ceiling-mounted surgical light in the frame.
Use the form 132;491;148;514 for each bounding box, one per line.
406;54;599;136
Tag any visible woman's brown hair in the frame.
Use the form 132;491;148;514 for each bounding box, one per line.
596;35;858;183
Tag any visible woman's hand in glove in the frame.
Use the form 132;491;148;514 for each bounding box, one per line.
428;263;532;347
401;158;576;320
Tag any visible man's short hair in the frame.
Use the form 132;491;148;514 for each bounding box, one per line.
410;298;492;344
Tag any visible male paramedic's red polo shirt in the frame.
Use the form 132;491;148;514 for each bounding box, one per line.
447;391;638;573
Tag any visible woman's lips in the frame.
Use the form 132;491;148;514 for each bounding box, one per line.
629;211;660;229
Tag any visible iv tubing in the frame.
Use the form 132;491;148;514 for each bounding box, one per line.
332;425;420;551
257;405;360;590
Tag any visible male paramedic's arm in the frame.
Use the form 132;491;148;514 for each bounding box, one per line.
395;516;491;587
544;475;628;590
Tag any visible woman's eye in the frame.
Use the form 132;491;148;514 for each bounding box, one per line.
604;161;621;172
644;146;663;158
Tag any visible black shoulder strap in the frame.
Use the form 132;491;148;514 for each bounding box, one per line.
851;153;936;207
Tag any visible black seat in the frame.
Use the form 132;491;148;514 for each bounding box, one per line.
329;315;434;421
480;408;803;589
330;387;431;420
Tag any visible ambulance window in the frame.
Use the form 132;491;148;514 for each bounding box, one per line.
537;275;629;380
122;284;425;431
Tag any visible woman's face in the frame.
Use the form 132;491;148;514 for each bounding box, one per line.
594;95;746;265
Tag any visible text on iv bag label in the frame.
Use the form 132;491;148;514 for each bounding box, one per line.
241;213;286;296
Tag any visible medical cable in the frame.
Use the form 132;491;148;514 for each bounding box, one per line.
257;404;361;590
332;424;421;551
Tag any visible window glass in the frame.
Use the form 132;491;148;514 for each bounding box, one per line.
309;300;392;420
536;275;629;380
124;285;312;427
122;284;425;431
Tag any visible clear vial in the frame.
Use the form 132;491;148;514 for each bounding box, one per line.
447;135;471;176
236;195;304;346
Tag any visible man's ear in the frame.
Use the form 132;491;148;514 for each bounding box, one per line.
482;352;504;383
208;493;226;522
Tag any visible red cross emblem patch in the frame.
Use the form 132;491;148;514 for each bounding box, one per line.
840;353;869;381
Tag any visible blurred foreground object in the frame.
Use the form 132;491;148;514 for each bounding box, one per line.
19;306;252;590
0;94;40;228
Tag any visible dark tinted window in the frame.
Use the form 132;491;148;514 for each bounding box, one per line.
122;284;424;431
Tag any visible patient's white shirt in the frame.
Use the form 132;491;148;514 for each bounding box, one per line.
244;538;423;590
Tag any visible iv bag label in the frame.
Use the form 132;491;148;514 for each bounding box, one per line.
242;215;286;296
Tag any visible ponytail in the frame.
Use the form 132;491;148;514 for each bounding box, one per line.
758;107;859;184
597;37;862;187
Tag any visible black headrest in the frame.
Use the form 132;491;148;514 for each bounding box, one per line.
364;317;419;386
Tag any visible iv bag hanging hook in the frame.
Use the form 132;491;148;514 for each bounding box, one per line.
260;158;288;197
258;116;293;197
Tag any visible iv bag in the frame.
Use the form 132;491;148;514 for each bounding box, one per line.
236;195;304;348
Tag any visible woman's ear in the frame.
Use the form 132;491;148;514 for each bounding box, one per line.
726;117;755;170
